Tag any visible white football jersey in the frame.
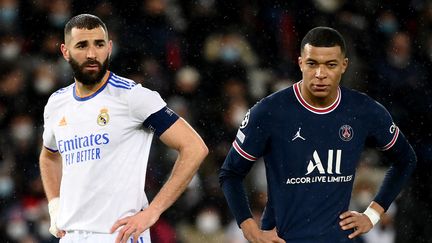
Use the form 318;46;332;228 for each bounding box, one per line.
43;71;167;233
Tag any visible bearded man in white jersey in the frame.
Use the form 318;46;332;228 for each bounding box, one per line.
39;14;208;243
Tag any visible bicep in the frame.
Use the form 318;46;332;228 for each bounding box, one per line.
366;100;399;150
159;118;206;151
40;146;62;164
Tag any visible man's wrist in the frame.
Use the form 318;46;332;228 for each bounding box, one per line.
48;197;60;213
48;197;61;237
240;218;261;241
363;206;381;226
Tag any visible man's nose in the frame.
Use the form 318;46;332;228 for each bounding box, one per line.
315;65;327;79
86;46;96;59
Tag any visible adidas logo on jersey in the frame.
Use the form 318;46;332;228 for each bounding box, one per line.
58;116;67;126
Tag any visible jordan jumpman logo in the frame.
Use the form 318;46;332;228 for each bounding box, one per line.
292;127;306;141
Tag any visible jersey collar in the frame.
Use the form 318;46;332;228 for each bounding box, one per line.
293;81;341;114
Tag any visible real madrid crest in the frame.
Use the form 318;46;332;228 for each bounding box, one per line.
339;124;353;141
97;108;110;126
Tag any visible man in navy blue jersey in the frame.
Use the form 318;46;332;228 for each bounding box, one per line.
219;26;417;243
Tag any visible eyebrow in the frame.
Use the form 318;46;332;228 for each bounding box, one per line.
305;58;339;63
95;39;106;44
74;39;106;47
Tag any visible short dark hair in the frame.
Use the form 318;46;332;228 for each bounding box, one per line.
64;14;108;39
301;27;346;55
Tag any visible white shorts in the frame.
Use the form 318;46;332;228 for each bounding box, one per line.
59;230;151;243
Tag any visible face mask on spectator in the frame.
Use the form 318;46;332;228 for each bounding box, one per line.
0;43;20;60
378;20;398;35
35;77;56;94
6;219;28;240
12;122;34;143
0;175;14;197
0;7;18;22
49;13;70;27
220;46;240;63
196;211;221;234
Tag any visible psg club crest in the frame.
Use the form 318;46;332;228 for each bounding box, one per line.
97;108;110;126
339;125;353;141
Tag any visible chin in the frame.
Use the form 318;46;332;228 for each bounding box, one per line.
312;91;330;98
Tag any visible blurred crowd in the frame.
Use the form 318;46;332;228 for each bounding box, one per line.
0;0;431;242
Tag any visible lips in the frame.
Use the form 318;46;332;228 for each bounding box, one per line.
312;84;329;92
84;64;100;71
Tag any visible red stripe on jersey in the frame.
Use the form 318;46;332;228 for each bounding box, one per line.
293;82;341;114
380;126;400;151
232;140;257;161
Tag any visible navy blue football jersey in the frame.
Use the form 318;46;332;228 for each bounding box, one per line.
220;82;410;242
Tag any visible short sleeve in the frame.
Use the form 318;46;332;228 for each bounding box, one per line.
128;84;167;122
367;99;400;151
232;102;270;161
42;102;58;152
143;107;179;137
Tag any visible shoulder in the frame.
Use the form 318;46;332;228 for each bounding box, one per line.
105;73;165;110
106;72;161;99
107;72;137;90
44;83;74;117
256;85;293;109
248;86;293;121
49;83;74;99
103;72;162;105
341;86;389;115
103;72;138;97
46;83;74;106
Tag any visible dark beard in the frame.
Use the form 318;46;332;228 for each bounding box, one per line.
69;57;109;85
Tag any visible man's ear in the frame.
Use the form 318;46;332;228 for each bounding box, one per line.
108;40;113;56
298;56;303;72
60;44;70;62
341;57;349;74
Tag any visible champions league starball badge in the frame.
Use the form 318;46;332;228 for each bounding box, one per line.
240;110;250;129
339;124;353;141
97;108;110;126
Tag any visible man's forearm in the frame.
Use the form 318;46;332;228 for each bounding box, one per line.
374;132;417;210
39;148;62;200
148;141;207;215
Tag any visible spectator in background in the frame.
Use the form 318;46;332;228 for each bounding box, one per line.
372;32;428;131
178;203;225;243
0;0;20;34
